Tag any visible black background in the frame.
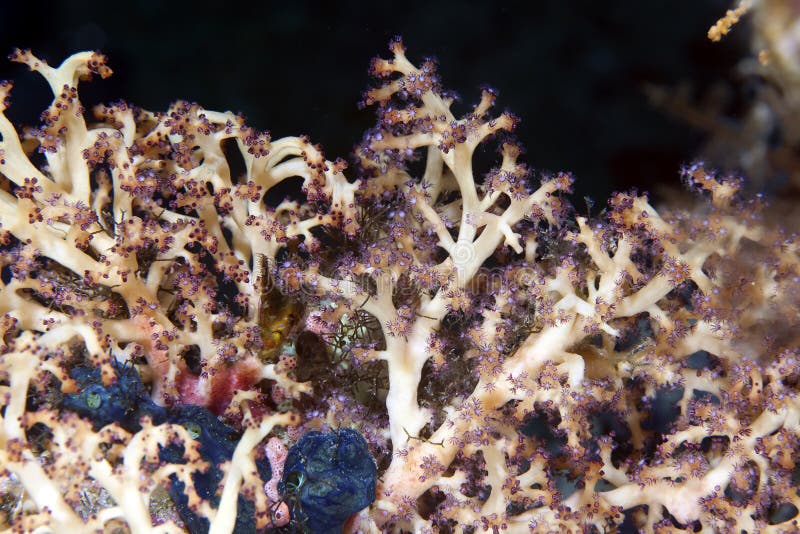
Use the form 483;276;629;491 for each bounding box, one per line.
0;0;748;202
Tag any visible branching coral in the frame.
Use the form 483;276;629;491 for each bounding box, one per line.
295;40;800;532
0;49;323;532
1;36;800;533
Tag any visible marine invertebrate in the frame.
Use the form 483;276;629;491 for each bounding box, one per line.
278;428;376;532
0;35;799;533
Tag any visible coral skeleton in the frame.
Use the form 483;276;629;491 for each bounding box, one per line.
1;36;799;533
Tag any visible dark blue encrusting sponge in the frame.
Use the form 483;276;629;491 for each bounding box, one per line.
279;428;377;533
62;362;167;431
159;404;271;534
60;361;270;534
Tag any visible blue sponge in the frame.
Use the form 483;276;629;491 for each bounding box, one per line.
279;428;377;532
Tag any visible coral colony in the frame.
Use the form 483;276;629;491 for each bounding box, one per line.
1;28;800;534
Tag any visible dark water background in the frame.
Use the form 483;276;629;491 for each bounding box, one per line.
0;0;747;203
